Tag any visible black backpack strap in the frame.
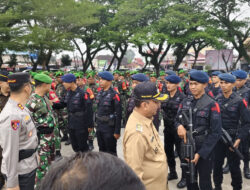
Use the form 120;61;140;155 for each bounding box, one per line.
193;94;214;113
222;95;242;109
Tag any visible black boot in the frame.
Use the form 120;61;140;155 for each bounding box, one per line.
177;170;186;189
213;186;222;190
88;140;94;151
244;162;250;179
65;139;71;146
0;174;5;190
61;135;68;142
55;151;63;161
168;167;178;180
222;162;229;174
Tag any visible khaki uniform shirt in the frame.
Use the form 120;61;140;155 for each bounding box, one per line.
0;98;38;188
123;110;168;190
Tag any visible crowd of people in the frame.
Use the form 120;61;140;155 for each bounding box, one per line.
0;68;249;190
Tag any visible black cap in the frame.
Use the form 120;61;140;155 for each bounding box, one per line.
134;81;168;101
0;71;9;82
8;73;30;85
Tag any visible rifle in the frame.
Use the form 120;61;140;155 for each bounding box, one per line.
221;128;244;160
180;107;196;184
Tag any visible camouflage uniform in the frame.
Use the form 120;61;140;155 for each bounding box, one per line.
55;83;68;139
26;93;56;185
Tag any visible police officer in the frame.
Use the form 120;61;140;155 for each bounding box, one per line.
126;73;149;122
232;70;250;179
210;71;222;97
0;71;10;189
123;81;169;190
213;73;250;190
176;70;222;190
96;71;122;156
162;75;186;188
0;73;38;190
53;74;94;152
26;74;56;185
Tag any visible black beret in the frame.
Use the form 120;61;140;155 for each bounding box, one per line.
8;73;30;85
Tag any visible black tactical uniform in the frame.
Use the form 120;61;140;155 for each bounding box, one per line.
213;92;250;190
235;85;250;178
53;87;93;152
162;89;185;182
175;93;222;190
96;87;122;156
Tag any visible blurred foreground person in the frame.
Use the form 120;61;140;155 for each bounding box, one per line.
39;151;145;190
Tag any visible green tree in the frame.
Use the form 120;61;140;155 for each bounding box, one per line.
209;0;250;68
61;54;72;67
8;54;17;68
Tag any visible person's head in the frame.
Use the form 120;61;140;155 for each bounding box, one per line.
218;73;236;94
211;71;221;84
119;75;125;81
8;73;32;99
39;151;145;190
76;77;84;87
134;82;168;118
159;71;165;80
178;69;186;78
165;70;176;77
0;71;10;95
98;71;113;90
165;75;181;92
113;71;120;81
34;74;52;94
232;70;247;89
131;73;149;89
150;73;157;83
189;71;209;97
87;73;96;85
61;74;77;90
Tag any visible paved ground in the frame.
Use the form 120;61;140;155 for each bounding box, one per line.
61;125;250;190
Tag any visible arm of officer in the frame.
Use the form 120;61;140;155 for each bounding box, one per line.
84;92;94;129
198;102;222;160
4;116;21;189
237;99;250;141
124;133;147;180
113;93;122;135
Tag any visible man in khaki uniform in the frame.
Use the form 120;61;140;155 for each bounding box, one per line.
123;81;169;190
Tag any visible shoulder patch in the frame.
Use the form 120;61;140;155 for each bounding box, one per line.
18;104;24;110
211;102;220;113
113;94;120;102
243;99;248;108
136;124;143;132
11;120;20;130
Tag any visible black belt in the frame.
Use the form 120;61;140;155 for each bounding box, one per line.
37;126;54;135
69;111;85;117
19;149;37;162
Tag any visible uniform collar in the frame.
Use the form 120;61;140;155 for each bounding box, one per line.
132;110;153;127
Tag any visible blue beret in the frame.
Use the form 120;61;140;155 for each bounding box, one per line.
218;73;236;83
232;70;247;79
165;70;176;76
190;71;209;83
165;75;181;84
61;74;76;83
131;73;149;82
98;71;114;81
211;71;222;76
189;69;197;74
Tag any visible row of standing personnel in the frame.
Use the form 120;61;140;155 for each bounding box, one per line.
0;69;250;190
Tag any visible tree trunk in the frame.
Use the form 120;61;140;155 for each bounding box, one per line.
116;45;128;70
0;52;3;69
45;50;52;71
193;51;199;67
107;56;116;71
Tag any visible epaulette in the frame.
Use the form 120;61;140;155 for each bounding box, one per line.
18;103;24;110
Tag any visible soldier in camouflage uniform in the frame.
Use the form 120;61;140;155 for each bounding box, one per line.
26;74;56;186
55;71;69;145
0;71;10;189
